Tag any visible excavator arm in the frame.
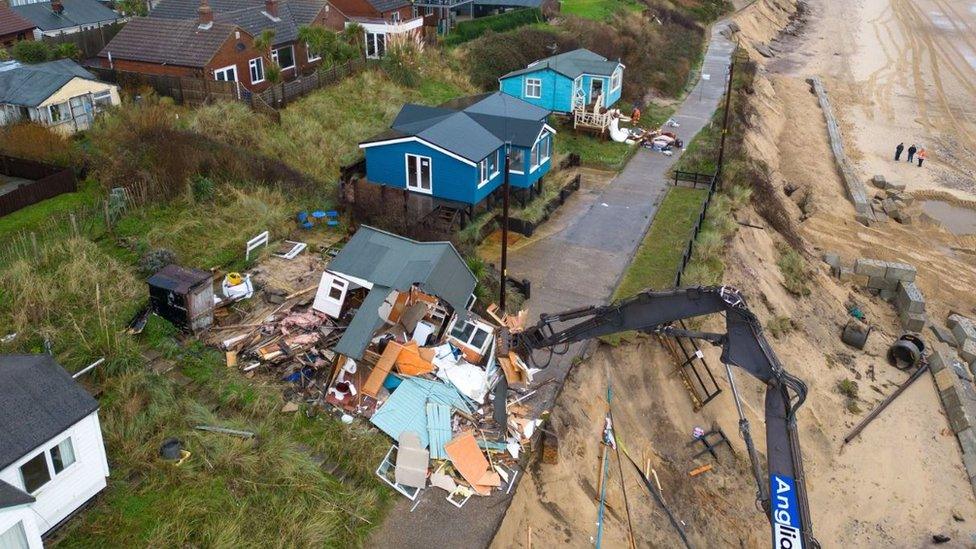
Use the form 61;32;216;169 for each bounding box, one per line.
515;286;818;549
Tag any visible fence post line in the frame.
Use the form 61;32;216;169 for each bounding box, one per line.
69;213;78;237
30;232;38;259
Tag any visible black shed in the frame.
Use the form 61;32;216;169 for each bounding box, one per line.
147;264;214;333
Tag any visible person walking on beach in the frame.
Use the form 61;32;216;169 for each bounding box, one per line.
917;148;927;167
907;144;917;163
895;142;904;161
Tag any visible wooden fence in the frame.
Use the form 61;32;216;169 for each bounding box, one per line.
0;155;77;217
42;22;125;58
672;170;719;288
87;66;241;106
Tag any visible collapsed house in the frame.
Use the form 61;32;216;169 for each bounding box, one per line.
160;225;539;504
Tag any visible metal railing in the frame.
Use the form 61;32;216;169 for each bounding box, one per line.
673;170;719;288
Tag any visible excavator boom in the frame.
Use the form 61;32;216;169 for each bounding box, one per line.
515;286;818;549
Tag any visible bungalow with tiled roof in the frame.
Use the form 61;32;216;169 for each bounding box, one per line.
327;0;420;58
148;0;345;77
0;3;36;46
98;6;274;92
11;0;121;39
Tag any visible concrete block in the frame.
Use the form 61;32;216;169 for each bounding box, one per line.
884;262;917;282
962;339;976;364
931;324;958;345
899;309;927;332
962;449;976;477
931;342;962;374
958;426;976;452
880;289;897;301
855;213;874;226
867;276;898;291
893;211;915;225
884;181;907;192
934;366;959;392
823;252;841;270
882;198;902;216
951;317;976;347
895;281;925;314
897;194;915;206
872;209;889;223
854;258;888;278
872;174;886;188
948;314;971;330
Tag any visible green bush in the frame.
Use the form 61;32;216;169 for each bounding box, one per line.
445;9;542;45
776;242;811;297
10;40;50;63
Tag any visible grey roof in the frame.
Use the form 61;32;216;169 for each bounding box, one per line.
150;0;328;46
99;17;241;68
500;48;621;80
473;0;541;7
0;355;100;470
330;226;477;359
12;0;120;31
362;92;551;161
0;59;98;107
364;0;409;13
0;480;34;510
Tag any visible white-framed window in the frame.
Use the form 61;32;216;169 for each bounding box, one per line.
530;142;540;171
214;64;237;82
541;135;551;162
479;158;489;185
524;78;541;99
92;90;113;108
19;436;76;494
424;5;433;15
306;42;321;62
248;57;265;84
271;45;295;69
610;68;621;92
365;32;386;58
391;11;401;22
0;521;29;549
450;318;492;354
405;153;432;193
489;150;499;177
509;148;524;173
47;102;68;123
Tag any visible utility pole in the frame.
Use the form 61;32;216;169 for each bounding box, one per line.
499;150;510;312
716;44;737;189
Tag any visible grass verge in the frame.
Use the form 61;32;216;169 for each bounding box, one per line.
561;0;643;21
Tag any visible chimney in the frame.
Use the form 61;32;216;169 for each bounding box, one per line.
51;0;64;14
265;0;277;16
197;0;213;28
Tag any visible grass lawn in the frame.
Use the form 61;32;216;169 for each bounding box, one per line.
614;185;707;299
561;0;643;20
555;128;635;171
0;177;102;239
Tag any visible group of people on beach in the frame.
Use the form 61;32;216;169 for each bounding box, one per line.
894;143;927;167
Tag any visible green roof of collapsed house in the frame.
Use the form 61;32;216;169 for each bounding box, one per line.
329;226;477;360
500;48;622;80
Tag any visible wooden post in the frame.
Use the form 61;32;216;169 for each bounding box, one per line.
30;232;38;258
69;213;79;237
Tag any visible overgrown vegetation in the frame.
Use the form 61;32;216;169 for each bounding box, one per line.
776;241;811;297
7;40;79;64
445;9;543;45
560;0;642;20
766;315;797;339
836;378;861;414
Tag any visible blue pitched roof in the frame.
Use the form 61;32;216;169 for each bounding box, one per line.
500;48;622;80
12;0;120;31
0;59;98;107
370;377;470;451
361;92;552;162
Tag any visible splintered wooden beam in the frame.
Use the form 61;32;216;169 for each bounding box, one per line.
688;464;712;477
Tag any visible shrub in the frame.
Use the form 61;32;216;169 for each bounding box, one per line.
139;248;177;276
464;27;578;90
766;316;796;339
445;9;542;45
382;33;425;87
10;40;50;63
0;123;85;170
53;42;79;60
191;175;215;202
776;242;811;297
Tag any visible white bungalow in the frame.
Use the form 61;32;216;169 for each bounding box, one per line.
0;59;119;135
0;354;110;548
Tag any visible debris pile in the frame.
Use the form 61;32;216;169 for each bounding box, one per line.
869;175;917;224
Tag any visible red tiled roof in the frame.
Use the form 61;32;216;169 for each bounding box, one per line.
0;4;36;37
99;17;244;68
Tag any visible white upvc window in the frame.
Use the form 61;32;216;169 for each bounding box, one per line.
92;90;113;108
391;11;401;22
19;436;77;494
450;318;492;355
489;150;499;177
479;158;489;186
509;147;524;174
541;134;551;162
0;522;29;549
405;153;432;193
530;142;540;171
214;64;237;82
365;32;386;59
610;68;621;92
306;42;321;62
271;45;295;69
248;57;265;84
524;78;541;99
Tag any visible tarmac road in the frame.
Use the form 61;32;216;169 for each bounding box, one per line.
366;23;736;549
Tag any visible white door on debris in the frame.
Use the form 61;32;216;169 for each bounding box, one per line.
313;272;349;319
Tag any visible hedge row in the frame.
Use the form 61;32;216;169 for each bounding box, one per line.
444;8;543;45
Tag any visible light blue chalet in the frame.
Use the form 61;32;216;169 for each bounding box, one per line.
359;92;556;206
498;48;625;114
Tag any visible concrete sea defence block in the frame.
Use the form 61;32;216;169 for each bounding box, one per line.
884;262;917;282
855;258;889;278
895;281;925;314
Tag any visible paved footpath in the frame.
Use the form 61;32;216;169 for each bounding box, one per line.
368;23;736;549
